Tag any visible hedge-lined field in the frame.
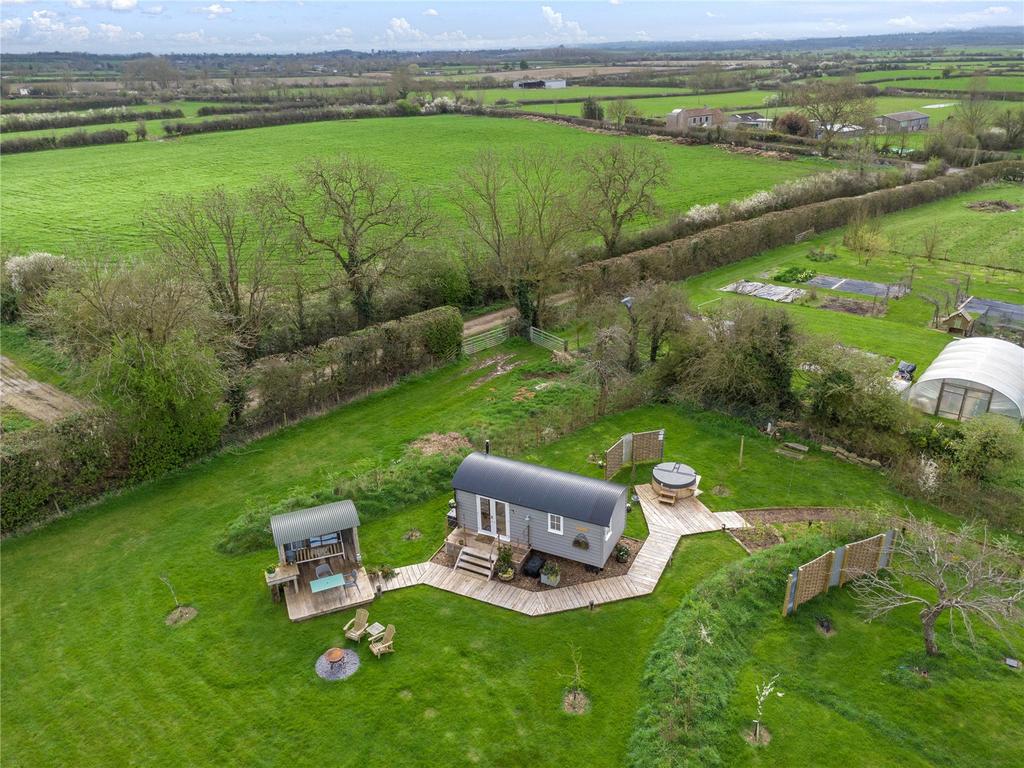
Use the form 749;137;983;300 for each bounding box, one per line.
0;114;828;256
885;75;1024;93
526;90;776;117
478;85;694;103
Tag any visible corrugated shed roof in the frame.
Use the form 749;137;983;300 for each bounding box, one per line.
882;110;929;121
271;500;360;547
452;452;625;526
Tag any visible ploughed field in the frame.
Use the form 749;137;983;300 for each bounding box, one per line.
0;113;828;256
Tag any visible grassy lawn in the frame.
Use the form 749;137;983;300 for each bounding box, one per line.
0;114;828;256
3;317;989;768
717;587;1024;767
680;184;1024;365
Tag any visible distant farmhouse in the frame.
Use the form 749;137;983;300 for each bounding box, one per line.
727;111;773;130
877;110;930;132
512;78;567;89
666;107;724;132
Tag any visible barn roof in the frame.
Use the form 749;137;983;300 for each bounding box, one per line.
452;452;625;527
271;500;360;547
882;110;929;121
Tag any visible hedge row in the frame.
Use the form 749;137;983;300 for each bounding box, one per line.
1;107;183;132
575;160;1024;298
0;128;130;155
0;94;146;114
162;102;407;137
239;305;464;434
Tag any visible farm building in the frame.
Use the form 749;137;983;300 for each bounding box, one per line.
449;451;627;572
814;122;867;138
877;111;930;132
727;111;773;129
667;107;725;132
512;78;567;89
936;303;975;336
905;337;1024;422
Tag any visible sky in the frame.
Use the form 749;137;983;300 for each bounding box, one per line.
0;1;1021;55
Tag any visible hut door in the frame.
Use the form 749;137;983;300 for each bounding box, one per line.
477;497;510;541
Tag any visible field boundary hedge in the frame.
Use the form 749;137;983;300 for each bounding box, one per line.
237;305;464;434
1;128;131;154
1;107;183;133
0;306;463;536
575;160;1024;298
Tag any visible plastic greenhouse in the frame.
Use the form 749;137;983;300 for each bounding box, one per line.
906;337;1024;422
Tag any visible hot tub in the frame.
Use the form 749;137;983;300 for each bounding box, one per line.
652;462;698;500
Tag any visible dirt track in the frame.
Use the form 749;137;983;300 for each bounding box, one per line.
462;291;574;336
0;356;84;423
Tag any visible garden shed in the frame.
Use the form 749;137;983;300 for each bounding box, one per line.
450;452;627;569
905;338;1024;422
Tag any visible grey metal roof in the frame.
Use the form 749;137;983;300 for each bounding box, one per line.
881;110;929;121
452;452;626;527
270;500;360;547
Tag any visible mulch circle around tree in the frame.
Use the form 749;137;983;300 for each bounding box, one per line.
402;529;422;541
967;200;1020;213
743;726;772;746
562;689;590;715
315;648;360;681
165;606;197;626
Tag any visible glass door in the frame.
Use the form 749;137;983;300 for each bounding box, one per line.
495;501;509;541
478;496;493;536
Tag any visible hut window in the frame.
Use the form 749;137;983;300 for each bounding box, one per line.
547;514;563;535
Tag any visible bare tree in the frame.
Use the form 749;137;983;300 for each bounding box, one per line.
633;280;690;363
953;76;996;137
453;149;577;329
850;520;1024;657
266;156;433;328
575;143;668;257
149;186;280;358
794;78;872;157
578;326;630;415
605;99;638;129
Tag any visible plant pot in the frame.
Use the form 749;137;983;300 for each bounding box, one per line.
616;553;629;564
498;569;514;582
540;572;561;587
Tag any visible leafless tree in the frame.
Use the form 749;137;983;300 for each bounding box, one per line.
794;78;873;157
578;326;630;415
265;156;433;328
575;143;668;257
953;76;996;137
850;519;1024;657
453;149;578;330
149;187;281;359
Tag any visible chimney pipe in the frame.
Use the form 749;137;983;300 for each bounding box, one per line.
485;440;490;455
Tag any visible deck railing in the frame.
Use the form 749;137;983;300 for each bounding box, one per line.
292;541;344;564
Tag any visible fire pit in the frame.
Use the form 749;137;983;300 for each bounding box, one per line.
315;647;361;681
652;462;698;502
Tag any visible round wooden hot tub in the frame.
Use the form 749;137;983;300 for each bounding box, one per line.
652;462;698;499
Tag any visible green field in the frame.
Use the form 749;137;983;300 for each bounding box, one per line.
884;75;1024;93
0;114;829;256
681;184;1024;365
525;90;776;118
2;327;983;767
479;85;693;104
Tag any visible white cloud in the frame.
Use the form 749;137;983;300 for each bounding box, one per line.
20;9;91;42
174;28;220;44
67;0;139;9
422;7;438;16
96;22;142;41
141;4;164;15
200;3;232;19
949;5;1011;24
247;32;272;44
888;16;920;28
541;5;589;42
323;26;353;42
635;29;651;40
385;16;426;41
0;17;23;38
609;0;621;5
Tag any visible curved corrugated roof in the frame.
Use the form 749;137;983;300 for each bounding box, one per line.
452;452;625;527
911;337;1024;418
271;500;360;547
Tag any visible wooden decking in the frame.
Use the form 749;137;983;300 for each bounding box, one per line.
378;485;748;616
283;556;375;622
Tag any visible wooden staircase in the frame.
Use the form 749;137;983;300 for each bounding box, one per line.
454;546;495;579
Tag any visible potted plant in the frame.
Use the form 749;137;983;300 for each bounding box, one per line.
265;563;279;575
541;561;561;587
495;545;515;582
572;534;590;551
614;543;630;564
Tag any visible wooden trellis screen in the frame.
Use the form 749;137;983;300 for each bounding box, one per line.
783;530;895;616
603;429;665;480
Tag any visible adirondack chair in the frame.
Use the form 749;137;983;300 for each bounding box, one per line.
369;624;396;658
344;608;370;642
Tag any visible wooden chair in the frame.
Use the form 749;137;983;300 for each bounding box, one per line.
315;563;334;579
369;624;396;658
344;608;370;642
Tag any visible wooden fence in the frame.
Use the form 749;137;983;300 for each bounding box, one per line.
462;323;569;356
782;530;895;616
604;429;666;480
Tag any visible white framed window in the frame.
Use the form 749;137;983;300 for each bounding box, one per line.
547;514;563;535
605;526;613;542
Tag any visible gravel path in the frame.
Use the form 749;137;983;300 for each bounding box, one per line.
0;356;84;423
